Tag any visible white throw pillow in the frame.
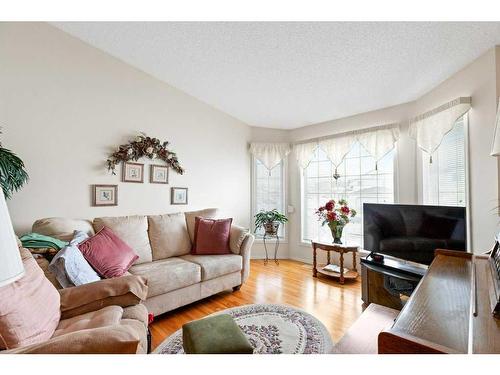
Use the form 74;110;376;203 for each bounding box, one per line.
49;231;101;288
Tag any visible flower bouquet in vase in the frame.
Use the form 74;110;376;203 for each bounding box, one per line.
315;199;356;244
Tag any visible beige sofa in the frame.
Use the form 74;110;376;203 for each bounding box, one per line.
2;248;149;354
32;208;254;317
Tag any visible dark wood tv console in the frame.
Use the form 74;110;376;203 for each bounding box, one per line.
361;254;426;310
334;249;500;353
378;249;500;353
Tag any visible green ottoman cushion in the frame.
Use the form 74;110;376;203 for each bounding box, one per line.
182;314;254;354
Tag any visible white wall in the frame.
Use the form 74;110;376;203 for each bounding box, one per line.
0;22;253;234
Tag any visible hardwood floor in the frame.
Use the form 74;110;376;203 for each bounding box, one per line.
149;259;363;350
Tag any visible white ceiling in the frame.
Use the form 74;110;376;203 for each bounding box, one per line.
52;22;500;129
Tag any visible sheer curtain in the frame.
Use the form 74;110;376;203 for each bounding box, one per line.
249;142;291;171
409;97;471;162
294;124;400;172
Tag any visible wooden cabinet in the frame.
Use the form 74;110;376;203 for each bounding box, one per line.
378;250;500;354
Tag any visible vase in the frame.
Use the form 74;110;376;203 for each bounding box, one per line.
329;224;344;244
264;222;280;236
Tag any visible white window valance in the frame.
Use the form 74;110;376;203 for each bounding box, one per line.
409;97;471;161
294;124;400;170
249;142;291;170
294;142;318;169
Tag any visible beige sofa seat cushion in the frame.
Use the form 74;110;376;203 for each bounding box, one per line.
122;304;149;328
93;215;152;264
4;324;141;354
184;208;218;243
32;217;95;241
148;213;191;260
53;306;123;337
129;258;201;298
180;254;242;281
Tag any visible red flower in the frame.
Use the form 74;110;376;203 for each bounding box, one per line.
325;200;335;211
341;206;350;214
327;211;337;221
318;206;325;212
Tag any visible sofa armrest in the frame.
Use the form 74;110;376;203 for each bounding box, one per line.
239;233;254;284
59;275;148;319
229;225;254;284
2;325;141;354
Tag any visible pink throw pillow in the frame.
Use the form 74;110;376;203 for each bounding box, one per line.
0;250;61;349
192;217;232;255
78;226;138;278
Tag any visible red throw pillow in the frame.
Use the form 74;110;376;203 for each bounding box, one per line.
192;217;232;255
78;226;138;278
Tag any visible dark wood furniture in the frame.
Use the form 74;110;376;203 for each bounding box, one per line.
378;249;500;353
361;256;424;310
333;303;398;354
311;241;359;284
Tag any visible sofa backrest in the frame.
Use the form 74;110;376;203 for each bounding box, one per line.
32;217;95;242
93;216;152;265
184;208;218;242
30;208;219;264
148;213;191;260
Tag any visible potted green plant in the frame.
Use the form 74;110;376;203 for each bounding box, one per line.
254;209;288;236
0;134;28;199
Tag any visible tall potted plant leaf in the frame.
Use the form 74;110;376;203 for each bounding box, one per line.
0;134;28;198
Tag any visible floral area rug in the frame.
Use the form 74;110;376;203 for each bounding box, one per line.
153;304;334;354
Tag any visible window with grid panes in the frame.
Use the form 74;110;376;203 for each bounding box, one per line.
302;142;395;246
252;158;285;238
421;115;466;207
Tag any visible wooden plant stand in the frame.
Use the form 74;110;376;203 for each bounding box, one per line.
311;241;359;284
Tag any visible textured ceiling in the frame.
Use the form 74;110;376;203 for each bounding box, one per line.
52;22;500;129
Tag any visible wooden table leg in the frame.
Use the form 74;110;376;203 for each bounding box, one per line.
352;251;357;273
339;250;345;284
327;250;331;265
313;246;317;277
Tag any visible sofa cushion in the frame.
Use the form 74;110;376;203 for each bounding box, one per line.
148;213;191;260
192;217;232;255
0;248;61;349
180;254;242;281
129;258;201;298
59;275;148;320
32;217;95;242
53;306;123;337
93;215;152;264
49;230;101;288
184;208;218;243
78;227;139;279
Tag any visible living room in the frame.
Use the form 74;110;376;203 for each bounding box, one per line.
1;1;500;372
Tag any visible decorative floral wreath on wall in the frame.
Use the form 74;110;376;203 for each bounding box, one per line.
106;133;184;175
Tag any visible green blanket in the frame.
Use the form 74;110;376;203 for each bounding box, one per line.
19;232;69;250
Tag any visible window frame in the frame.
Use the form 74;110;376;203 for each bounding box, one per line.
299;143;399;247
251;155;288;242
417;113;471;248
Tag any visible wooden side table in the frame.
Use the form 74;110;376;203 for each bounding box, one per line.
311;241;359;284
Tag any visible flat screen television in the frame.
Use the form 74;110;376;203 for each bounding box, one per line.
363;203;467;265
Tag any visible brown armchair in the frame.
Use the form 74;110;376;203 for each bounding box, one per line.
2;270;149;354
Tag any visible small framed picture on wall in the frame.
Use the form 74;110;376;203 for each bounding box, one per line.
93;184;118;206
122;162;144;183
171;187;188;205
150;165;169;184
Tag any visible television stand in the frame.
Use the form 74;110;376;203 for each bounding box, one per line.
361;254;427;310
